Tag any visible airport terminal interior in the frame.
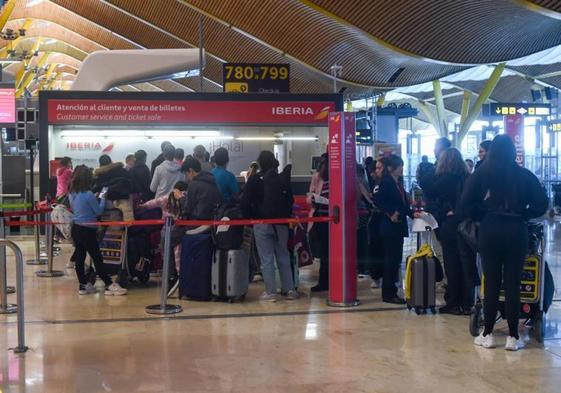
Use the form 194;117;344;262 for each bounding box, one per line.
1;0;561;392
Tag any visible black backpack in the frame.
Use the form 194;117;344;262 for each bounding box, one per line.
212;203;245;250
261;165;294;219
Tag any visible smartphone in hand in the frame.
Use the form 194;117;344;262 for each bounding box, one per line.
99;187;109;199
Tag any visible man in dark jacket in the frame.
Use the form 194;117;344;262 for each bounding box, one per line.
130;149;153;201
150;141;172;178
181;157;222;220
93;155;133;221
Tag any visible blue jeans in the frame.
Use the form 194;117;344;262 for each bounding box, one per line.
253;224;294;294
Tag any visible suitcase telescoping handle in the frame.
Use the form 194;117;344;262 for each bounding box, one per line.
417;226;433;249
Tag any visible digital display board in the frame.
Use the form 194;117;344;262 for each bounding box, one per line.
550;120;561;132
0;87;16;124
223;63;290;93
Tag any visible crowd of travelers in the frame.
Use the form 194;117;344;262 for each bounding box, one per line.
55;134;548;350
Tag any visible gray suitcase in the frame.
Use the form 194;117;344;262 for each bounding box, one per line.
406;255;437;314
212;249;249;302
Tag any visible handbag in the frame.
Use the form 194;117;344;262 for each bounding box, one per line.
458;219;479;252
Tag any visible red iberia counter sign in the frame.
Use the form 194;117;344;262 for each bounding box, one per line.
48;99;335;125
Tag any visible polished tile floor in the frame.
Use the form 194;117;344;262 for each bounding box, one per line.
1;221;561;392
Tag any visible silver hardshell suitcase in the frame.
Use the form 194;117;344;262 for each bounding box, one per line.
212;249;249;302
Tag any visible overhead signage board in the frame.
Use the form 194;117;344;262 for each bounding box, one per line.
47;99;334;126
483;103;551;117
0;86;16;124
223;63;290;93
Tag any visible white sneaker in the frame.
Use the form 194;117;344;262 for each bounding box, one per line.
259;292;277;302
474;333;495;349
505;336;523;351
78;283;97;295
285;290;299;300
371;279;382;288
105;282;127;296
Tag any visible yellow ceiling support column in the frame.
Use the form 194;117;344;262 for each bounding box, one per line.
432;80;448;137
460;90;472;126
0;0;16;32
0;19;33;58
457;63;505;145
376;94;385;107
17;52;50;97
14;37;42;89
46;71;60;90
38;63;57;91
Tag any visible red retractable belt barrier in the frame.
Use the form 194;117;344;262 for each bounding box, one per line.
0;208;52;218
2;216;332;227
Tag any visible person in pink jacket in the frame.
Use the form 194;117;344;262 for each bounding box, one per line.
56;157;73;197
138;181;188;272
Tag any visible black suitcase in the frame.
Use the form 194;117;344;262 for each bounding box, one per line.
179;233;214;301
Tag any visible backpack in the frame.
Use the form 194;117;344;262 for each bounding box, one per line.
51;204;73;240
212;203;245;250
105;177;133;201
261;165;294;219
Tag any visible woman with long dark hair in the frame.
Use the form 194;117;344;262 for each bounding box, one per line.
373;154;420;304
69;166;127;296
460;135;547;351
424;148;475;315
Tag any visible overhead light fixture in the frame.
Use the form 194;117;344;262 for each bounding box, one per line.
26;0;45;7
144;130;220;138
43;38;57;45
236;136;318;141
0;58;22;64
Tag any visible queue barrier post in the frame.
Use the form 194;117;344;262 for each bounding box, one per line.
0;216;17;314
26;210;47;265
146;216;182;315
0;239;28;353
35;211;64;278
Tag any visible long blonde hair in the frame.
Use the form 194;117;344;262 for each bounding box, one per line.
436;148;468;178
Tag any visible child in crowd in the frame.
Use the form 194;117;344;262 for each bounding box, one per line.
56;156;73;197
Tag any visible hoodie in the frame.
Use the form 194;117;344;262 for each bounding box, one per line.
56;167;72;197
93;162;133;200
150;160;184;199
183;171;222;220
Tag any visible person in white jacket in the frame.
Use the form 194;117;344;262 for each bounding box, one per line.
150;144;184;199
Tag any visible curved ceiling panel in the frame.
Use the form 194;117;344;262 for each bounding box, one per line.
176;0;465;87
527;0;561;13
307;0;561;64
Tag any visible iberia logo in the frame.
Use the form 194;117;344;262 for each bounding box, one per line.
66;142;114;153
314;106;331;120
102;143;115;153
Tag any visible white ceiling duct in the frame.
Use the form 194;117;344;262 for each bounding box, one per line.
71;48;203;91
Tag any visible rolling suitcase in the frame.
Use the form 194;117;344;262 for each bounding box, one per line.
179;233;213;301
404;230;438;314
212;249;249;302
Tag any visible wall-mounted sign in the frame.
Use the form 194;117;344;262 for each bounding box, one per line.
223;63;290;93
0;86;15;124
483;103;551;117
47;99;334;126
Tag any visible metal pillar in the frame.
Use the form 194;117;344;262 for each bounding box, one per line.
432;80;448;137
417;100;440;132
35;212;64;277
146;216;182;315
0;215;16;314
198;16;204;92
457;63;506;145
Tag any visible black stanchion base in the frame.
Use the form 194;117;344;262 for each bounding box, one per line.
145;304;183;315
326;299;361;308
0;304;17;314
7;286;15;294
26;258;48;265
35;270;65;278
12;346;29;354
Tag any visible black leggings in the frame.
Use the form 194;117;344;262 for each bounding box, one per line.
478;214;527;338
71;225;112;286
439;216;477;309
382;235;404;299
